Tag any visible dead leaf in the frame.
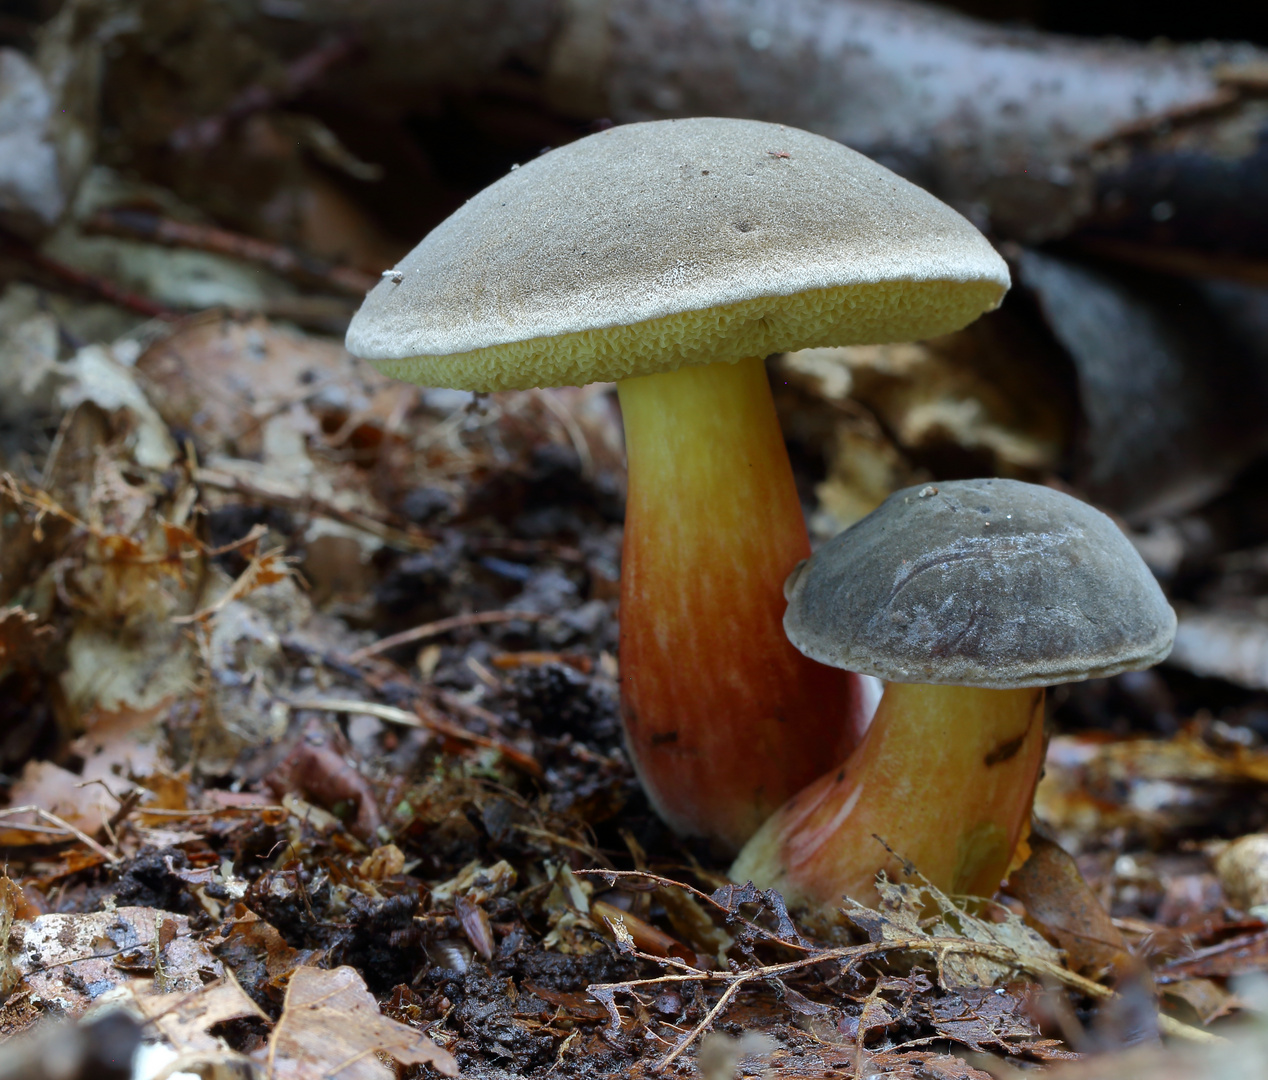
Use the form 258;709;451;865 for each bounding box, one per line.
122;968;268;1053
135;314;415;462
1159;926;1268;980
844;872;1063;989
1008;832;1135;980
13;908;221;1016
267;965;457;1078
0;759;112;843
1161;977;1239;1026
0;870;23;995
1036;731;1268;848
926;988;1076;1060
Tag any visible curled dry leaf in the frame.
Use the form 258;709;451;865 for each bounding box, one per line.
266;718;383;842
1008;832;1135;981
267;965;457;1079
119;968;267;1054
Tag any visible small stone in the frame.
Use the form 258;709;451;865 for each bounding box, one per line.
1215;833;1268;913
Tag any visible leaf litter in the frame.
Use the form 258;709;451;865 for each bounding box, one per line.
1;15;1268;1072
0;300;1258;1080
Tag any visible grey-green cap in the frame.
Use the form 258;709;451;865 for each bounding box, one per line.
345;117;1009;391
784;478;1176;688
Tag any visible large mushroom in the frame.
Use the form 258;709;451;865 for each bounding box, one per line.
731;478;1176;906
345;118;1010;851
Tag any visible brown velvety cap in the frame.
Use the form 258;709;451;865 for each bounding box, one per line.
345;117;1009;391
784;478;1176;687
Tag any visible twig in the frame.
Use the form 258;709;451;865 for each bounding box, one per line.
589;929;1217;1071
83;209;378;296
348;610;548;662
0;806;121;864
0;228;176;319
571;868;812;953
171;546;292;625
169;32;361;151
285;696;543;779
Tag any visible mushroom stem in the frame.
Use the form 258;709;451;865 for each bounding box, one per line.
617;356;864;852
729;682;1046;906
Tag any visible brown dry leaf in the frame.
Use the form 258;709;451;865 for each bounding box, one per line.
56;344;178;471
776;316;1068;537
1;704;172;846
74;703;168;790
135;314;415;461
122;969;268;1053
814;420;925;535
13;908;221;1015
1159;926;1268;980
0;870;23;996
926;988;1076;1060
215;911;321;1008
1008;833;1134;980
0;759;113;843
1161;977;1239;1027
267;965;457;1079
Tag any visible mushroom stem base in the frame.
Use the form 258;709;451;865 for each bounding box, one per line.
730;682;1046;908
617;357;863;852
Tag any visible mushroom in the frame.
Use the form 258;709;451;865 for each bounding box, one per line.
730;478;1176;907
344;118;1010;851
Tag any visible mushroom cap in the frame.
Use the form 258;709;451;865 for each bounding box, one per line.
784;478;1176;688
346;117;1009;391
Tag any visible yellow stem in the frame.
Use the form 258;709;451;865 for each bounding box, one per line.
731;683;1046;907
617;357;862;852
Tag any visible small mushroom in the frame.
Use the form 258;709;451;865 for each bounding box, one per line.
345;118;1009;851
730;478;1176;908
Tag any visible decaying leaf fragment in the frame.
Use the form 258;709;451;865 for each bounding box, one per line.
117;968;267;1054
844;872;1063;988
267;965;458;1079
12;908;220;1016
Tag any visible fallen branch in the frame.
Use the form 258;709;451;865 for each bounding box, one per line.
263;0;1268;251
0;228;176;319
169;31;361;151
83;209;378;296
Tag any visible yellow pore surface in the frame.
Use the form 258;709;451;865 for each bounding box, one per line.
372;278;1004;392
